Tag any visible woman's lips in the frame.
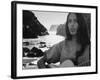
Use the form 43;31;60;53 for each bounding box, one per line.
70;28;76;32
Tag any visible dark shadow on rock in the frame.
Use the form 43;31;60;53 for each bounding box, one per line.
23;10;49;39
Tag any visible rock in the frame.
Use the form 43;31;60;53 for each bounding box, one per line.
23;48;30;57
56;24;66;37
23;10;49;38
49;24;58;31
27;47;44;57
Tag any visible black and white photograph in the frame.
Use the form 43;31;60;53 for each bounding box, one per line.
11;1;97;79
22;10;91;69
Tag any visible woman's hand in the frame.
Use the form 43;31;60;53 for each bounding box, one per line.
37;57;47;68
48;63;60;68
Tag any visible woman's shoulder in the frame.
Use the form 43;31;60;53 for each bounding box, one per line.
55;39;66;47
49;40;66;51
59;39;66;44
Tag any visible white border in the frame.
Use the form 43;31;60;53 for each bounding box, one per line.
17;3;96;77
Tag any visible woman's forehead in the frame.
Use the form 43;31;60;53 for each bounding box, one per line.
68;13;77;19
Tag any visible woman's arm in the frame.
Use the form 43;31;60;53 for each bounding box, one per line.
37;41;63;68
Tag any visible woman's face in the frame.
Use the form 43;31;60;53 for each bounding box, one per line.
68;13;79;36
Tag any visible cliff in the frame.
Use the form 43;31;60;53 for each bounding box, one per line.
49;24;58;31
56;24;66;37
23;10;49;38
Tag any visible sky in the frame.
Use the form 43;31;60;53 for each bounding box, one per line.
31;10;67;46
32;10;68;30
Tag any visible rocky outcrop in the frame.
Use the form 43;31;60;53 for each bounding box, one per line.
56;24;66;37
23;47;44;57
23;10;49;38
49;24;58;31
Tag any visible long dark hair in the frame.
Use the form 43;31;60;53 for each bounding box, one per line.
65;13;90;60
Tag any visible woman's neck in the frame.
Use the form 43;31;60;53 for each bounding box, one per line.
72;36;77;42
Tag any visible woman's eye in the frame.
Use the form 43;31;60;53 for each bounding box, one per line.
74;19;77;22
68;19;71;23
68;19;77;24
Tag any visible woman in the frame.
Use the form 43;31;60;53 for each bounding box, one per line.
37;13;90;68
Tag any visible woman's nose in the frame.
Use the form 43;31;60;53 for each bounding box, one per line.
71;22;74;27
